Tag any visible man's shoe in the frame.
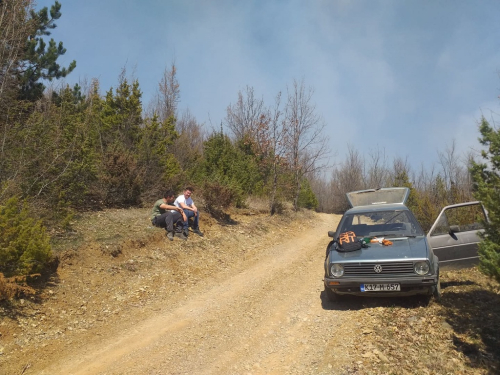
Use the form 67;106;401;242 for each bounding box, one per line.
193;228;204;237
174;232;187;240
183;229;189;238
166;232;174;241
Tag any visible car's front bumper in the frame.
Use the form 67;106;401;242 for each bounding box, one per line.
324;275;438;296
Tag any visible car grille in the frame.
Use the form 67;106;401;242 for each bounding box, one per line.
343;262;415;276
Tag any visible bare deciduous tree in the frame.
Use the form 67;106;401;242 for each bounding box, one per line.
308;169;334;213
144;62;180;121
438;139;460;190
267;92;287;214
390;156;412;185
284;79;329;211
0;0;34;198
172;109;204;170
365;147;390;188
156;62;180;122
224;86;290;214
0;0;33;103
225;86;265;142
438;139;473;202
329;146;365;212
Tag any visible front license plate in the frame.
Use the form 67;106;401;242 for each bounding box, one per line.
361;283;400;292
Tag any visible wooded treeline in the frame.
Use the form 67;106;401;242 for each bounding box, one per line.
0;0;481;229
311;142;476;232
0;1;330;227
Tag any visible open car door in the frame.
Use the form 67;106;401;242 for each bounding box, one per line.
427;201;487;269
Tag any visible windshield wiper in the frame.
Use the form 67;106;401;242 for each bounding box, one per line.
371;233;397;238
370;234;417;242
385;211;404;224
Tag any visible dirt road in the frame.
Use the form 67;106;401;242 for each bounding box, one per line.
37;213;341;374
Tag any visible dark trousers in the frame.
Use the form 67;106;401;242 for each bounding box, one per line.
152;211;182;232
182;209;199;230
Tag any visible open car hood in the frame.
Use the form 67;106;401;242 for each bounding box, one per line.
346;187;410;208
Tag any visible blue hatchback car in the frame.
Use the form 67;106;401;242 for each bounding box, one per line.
324;187;487;302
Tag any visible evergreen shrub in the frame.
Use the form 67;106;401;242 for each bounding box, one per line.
471;117;500;283
0;197;53;277
297;180;319;210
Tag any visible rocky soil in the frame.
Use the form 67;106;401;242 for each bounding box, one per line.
1;206;499;374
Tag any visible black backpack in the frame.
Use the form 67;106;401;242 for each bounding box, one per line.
336;231;362;252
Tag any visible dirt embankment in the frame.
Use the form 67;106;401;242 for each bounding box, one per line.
1;207;499;374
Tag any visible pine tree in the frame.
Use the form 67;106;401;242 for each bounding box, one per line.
100;77;143;150
18;1;76;101
48;84;99;212
297;178;319;210
470;117;500;283
138;113;180;191
202;130;261;197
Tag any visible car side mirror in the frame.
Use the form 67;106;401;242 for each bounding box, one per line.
328;231;336;238
449;225;460;234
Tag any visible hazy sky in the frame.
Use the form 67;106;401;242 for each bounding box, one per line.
37;0;500;172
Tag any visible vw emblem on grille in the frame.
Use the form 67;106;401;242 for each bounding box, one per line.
374;264;383;273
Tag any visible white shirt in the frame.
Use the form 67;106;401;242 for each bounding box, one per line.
174;194;193;209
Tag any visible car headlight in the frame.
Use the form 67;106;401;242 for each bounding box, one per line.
330;264;344;277
414;261;430;275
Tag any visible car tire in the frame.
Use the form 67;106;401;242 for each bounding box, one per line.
325;286;341;302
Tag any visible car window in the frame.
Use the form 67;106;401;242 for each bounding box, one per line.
338;210;423;237
430;203;486;237
430;215;449;236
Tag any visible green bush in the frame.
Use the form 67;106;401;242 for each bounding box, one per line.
198;131;262;201
0;197;52;277
297;179;319;210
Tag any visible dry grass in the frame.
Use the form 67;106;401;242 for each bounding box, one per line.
244;196;295;214
0;273;36;301
244;196;272;213
339;267;500;374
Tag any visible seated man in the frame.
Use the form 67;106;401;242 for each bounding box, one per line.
151;190;187;241
174;186;204;237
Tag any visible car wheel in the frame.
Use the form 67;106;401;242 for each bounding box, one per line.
420;293;432;306
325;286;341;302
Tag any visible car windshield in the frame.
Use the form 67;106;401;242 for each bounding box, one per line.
337;209;424;238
